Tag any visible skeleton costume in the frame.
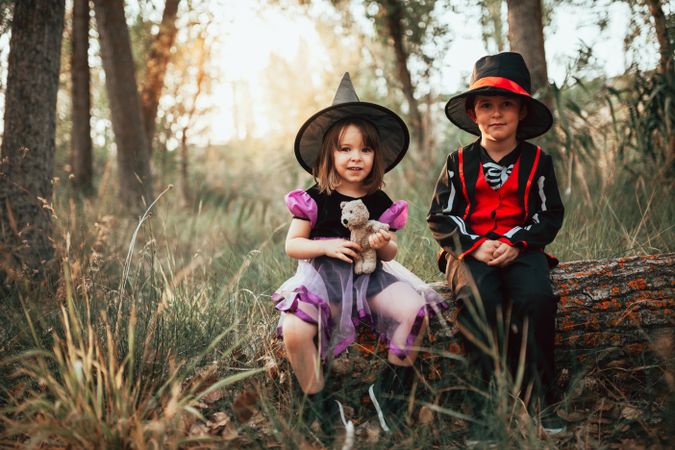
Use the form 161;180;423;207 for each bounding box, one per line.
428;52;564;408
429;140;563;265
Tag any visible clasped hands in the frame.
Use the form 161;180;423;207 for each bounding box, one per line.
472;239;520;267
322;229;392;264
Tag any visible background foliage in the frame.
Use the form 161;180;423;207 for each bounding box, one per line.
0;0;673;448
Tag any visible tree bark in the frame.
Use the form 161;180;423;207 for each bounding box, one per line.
178;37;207;206
378;0;425;157
350;254;675;367
645;0;672;75
505;0;552;108
70;0;93;193
140;0;180;153
429;253;675;358
93;0;152;211
0;0;65;283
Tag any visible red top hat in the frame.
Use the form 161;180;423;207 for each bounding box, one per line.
445;52;553;140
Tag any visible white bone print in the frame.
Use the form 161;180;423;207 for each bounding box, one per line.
443;170;456;212
537;176;547;211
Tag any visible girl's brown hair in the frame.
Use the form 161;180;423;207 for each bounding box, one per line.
313;117;385;194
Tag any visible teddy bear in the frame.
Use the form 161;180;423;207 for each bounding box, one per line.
340;199;390;274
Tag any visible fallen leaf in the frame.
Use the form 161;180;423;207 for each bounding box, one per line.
262;355;279;378
605;359;627;368
418;405;434;425
188;364;218;390
364;421;380;443
621;405;641;420
189;423;209;436
233;390;259;423
595;399;614;412
331;358;352;375
221;423;239;441
203;388;226;404
557;409;586;422
210;411;231;429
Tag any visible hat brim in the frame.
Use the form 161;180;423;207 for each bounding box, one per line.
294;102;410;174
445;86;553;140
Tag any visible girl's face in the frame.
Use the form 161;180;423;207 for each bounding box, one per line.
332;124;374;188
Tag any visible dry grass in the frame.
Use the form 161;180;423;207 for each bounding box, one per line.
1;71;673;448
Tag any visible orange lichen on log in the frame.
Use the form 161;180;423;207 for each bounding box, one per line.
628;278;648;290
351;254;674;360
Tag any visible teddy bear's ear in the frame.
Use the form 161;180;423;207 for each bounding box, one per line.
340;201;346;208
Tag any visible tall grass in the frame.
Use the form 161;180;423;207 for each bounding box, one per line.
1;70;673;448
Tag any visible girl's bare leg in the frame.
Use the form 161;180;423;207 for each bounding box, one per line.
282;313;324;394
369;282;428;366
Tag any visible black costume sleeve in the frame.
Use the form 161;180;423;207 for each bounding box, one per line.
501;153;564;249
427;153;486;257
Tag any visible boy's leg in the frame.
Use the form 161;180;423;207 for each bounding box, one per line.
503;251;558;408
447;256;505;382
282;313;324;394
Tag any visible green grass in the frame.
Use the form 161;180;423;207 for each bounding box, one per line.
1;75;674;448
1;157;671;448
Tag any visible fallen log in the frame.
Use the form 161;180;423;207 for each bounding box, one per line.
424;253;675;361
352;253;675;364
270;254;674;414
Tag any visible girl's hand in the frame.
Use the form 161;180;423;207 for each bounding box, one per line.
322;239;362;263
487;242;520;267
368;229;392;250
471;239;500;263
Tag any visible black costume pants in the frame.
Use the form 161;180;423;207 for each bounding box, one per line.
446;250;558;408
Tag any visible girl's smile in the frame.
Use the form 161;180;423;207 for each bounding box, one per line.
333;124;374;191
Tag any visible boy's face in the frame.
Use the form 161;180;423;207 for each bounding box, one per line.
468;95;527;145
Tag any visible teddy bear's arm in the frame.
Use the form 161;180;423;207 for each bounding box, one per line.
366;220;390;233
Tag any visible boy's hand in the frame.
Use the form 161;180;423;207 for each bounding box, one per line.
322;239;362;263
488;242;520;267
368;229;392;250
471;240;500;263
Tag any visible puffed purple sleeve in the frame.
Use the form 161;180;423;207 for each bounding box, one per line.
378;200;408;231
284;189;318;227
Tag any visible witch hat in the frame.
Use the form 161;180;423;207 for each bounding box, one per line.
294;73;410;174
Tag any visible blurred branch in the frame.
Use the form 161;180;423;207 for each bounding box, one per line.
644;0;672;74
140;0;181;154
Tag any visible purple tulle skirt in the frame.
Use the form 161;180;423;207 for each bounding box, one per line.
272;256;448;361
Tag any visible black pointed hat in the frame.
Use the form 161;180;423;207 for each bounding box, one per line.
445;52;553;140
294;73;410;174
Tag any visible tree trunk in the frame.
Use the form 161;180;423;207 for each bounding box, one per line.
140;0;180;153
348;253;675;370
379;0;425;157
93;0;152;211
427;253;675;359
178;36;207;206
645;0;672;75
70;0;93;193
480;0;506;52
505;0;552;109
0;0;65;283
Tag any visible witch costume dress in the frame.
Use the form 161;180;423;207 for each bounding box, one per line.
273;73;447;362
273;184;447;361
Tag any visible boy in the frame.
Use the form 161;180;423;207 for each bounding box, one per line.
427;52;565;432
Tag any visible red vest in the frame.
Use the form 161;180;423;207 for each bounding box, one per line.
468;158;525;236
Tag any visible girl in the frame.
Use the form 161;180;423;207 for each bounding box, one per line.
272;73;446;431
